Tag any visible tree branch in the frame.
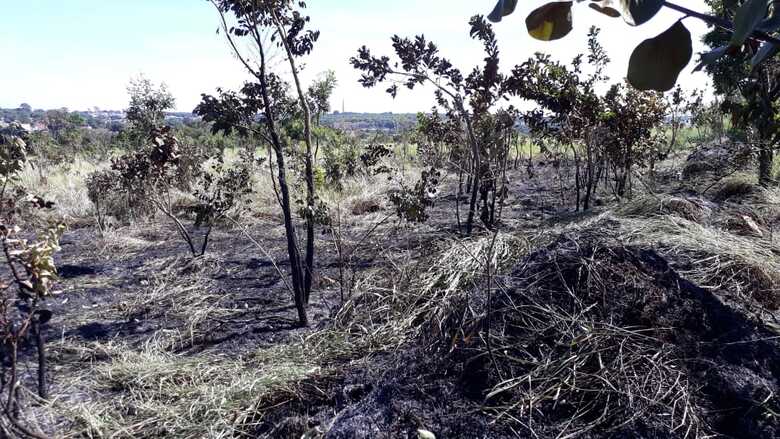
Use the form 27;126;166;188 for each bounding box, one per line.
664;1;780;47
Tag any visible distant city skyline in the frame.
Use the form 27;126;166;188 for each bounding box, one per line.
1;1;713;113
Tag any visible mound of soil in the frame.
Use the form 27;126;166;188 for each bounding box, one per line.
683;142;753;179
471;229;780;438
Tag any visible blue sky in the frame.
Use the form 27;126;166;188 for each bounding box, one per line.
0;0;712;113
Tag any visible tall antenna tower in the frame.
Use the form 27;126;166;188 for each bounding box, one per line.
342;98;345;114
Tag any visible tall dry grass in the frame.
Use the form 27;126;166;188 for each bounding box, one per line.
17;157;102;220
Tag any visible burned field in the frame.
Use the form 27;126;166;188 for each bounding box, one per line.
0;152;775;439
3;1;780;437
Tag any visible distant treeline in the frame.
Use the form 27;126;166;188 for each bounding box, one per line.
2;105;425;135
321;112;418;133
3;105;531;137
0;104;197;131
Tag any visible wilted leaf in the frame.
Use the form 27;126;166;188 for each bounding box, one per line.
589;3;621;18
488;0;519;23
628;21;693;91
620;0;664;26
526;2;574;41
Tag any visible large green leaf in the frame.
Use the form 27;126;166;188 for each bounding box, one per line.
525;2;574;41
488;0;519;23
628;21;693;91
620;0;665;26
731;0;771;46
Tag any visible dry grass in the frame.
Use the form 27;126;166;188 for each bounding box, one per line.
617;194;712;223
33;250;323;438
17;157;100;221
116;255;224;348
558;211;780;313
312;232;530;359
482;237;707;438
322;174;391;219
488;313;701;438
93;227;161;259
43;336;318;439
23;140;779;438
622;214;780;310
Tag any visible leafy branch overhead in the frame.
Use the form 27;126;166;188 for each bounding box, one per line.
488;0;780;92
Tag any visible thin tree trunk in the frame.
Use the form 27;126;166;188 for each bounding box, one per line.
254;29;308;327
461;107;481;236
211;0;309;326
572;144;581;211
274;16;316;304
759;146;774;187
456;167;463;234
33;319;47;400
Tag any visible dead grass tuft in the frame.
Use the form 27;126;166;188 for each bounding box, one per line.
18;158;99;220
617;194;711;222
47;337;317;438
329;232;529;355
480;236;711;437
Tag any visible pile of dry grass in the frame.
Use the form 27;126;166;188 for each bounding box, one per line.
617;194;712;222
329;232;529;355
614;214;780;311
465;226;780;438
681;141;753;180
559;193;780;314
474;233;706;438
733;184;780;226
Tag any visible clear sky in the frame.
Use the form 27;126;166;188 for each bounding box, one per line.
0;0;712;113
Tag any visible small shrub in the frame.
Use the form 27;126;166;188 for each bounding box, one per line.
388;168;440;223
192;153;256;230
322;140;360;188
360;143;393;174
0;127;27;178
92;126;207;221
85;169;122;233
87;127;255;256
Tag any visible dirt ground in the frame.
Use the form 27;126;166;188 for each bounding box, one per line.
5;155;780;438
